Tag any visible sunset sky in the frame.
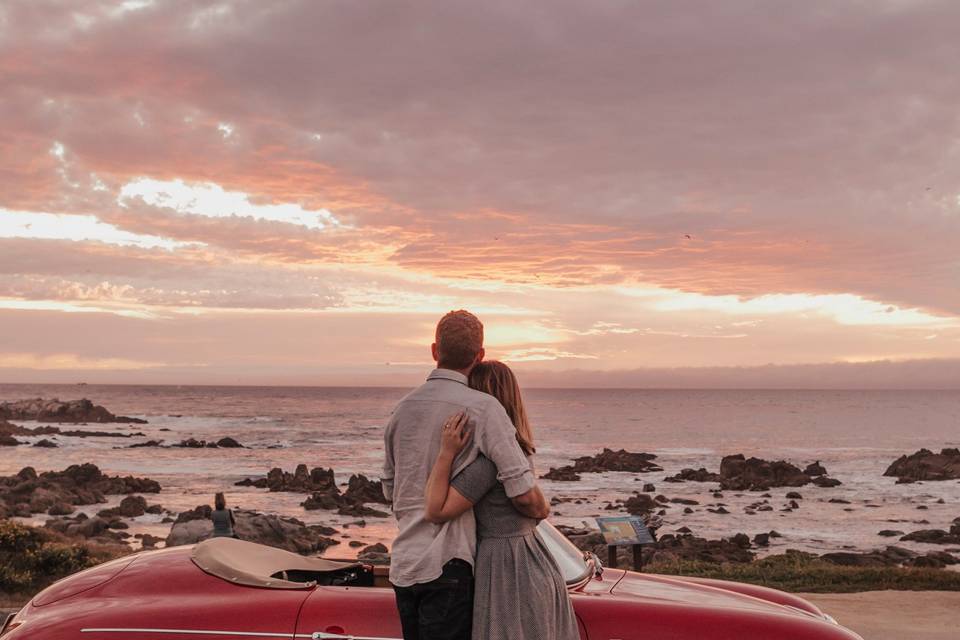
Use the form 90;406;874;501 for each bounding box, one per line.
1;1;959;387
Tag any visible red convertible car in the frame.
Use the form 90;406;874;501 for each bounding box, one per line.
3;522;861;640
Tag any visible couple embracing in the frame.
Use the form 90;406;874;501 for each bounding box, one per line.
382;310;578;640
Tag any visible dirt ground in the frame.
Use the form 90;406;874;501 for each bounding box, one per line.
800;591;960;640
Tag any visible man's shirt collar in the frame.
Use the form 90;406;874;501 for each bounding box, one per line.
427;368;469;385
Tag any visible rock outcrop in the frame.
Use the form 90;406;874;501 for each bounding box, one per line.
541;448;662;481
664;467;722;483
0;464;161;518
883;448;960;483
719;454;841;491
235;464;337;493
165;508;339;554
174;437;245;448
0;398;147;423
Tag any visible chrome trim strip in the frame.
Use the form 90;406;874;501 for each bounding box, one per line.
79;628;401;640
81;629;292;638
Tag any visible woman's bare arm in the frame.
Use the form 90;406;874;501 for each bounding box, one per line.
424;411;474;523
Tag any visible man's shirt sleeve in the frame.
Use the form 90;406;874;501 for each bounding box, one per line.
381;419;395;504
475;403;535;498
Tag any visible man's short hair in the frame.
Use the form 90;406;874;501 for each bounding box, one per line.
435;310;484;370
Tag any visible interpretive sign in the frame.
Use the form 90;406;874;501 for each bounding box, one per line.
596;516;656;546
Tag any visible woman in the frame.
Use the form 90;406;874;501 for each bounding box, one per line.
424;361;578;640
210;492;237;539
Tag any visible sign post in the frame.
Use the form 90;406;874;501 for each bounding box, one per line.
595;516;656;572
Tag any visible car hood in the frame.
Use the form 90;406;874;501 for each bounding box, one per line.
609;571;828;621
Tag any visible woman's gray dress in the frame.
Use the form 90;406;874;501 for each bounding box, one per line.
451;455;579;640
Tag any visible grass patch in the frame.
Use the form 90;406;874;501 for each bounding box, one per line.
647;552;960;593
0;520;127;603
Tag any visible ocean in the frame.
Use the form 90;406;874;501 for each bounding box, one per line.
2;383;958;560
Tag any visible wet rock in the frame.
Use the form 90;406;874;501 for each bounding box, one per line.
128;440;164;448
0;434;21;446
718;454;841;491
47;501;75;516
349;540;365;548
664;467;721;483
753;533;770;546
541;467;581;481
236;464;338;493
708;506;730;514
899;529;960;545
137;533;163;548
542;448;661;481
884;448;960;483
785;492;803;500
670;497;699;505
165;508;339;554
343;474;389;504
878;530;905;537
812;476;843;488
358;542;390;565
730;533;751;549
0;463;160;517
33;439;58;448
336;500;389;518
803;461;827;476
0;398;147;423
623;493;657;515
97;495;154;518
642;483;656;492
828;498;851;504
215;437;244;448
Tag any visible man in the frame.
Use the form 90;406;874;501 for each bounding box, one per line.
382;310;549;640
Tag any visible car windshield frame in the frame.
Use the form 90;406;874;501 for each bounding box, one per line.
536;521;591;585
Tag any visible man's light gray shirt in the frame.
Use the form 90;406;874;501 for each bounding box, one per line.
382;369;535;588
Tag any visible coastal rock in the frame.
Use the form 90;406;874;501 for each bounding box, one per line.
96;495;162;519
541;467;581;481
0;398;147;423
811;476;843;488
33;439;58;448
173;437;245;448
803;461;827;476
343;474;390;504
664;467;721;483
358;543;390;565
623;493;658;515
165;508;339;554
719;454;841;491
883;448;960;483
541;448;661;481
236;464;338;493
0;463;161;517
128;440;164;448
878;530;905;537
2;418;142;439
0;434;21;446
899;529;960;545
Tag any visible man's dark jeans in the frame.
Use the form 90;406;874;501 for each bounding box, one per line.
394;558;474;640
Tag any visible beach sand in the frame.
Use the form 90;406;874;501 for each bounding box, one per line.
801;591;960;640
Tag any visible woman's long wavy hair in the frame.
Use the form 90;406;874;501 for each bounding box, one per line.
469;360;535;455
214;492;226;511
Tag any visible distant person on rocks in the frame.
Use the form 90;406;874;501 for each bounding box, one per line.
382;310;549;640
211;492;237;539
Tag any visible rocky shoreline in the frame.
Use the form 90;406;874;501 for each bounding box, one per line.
1;397;959;600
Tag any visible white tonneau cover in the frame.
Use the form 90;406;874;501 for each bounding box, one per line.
191;537;360;589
